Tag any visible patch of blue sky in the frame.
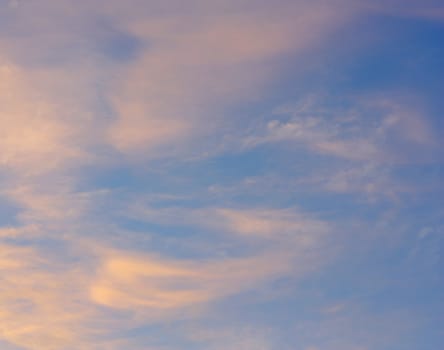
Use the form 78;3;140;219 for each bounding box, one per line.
93;19;144;63
0;198;21;227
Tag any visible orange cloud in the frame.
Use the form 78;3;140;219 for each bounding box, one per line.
0;63;75;174
89;250;291;312
88;207;329;314
0;244;93;350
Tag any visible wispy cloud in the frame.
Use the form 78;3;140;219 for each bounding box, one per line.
0;1;442;349
244;95;436;163
106;1;354;155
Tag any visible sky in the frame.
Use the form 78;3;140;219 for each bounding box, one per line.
0;0;443;349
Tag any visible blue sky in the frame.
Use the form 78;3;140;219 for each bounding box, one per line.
0;1;443;349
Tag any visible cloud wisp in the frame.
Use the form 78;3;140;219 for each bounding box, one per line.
0;0;442;349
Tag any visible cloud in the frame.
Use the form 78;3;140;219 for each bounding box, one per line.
0;243;94;350
205;208;327;240
90;248;295;313
129;203;328;242
0;1;441;349
299;163;409;201
0;62;82;174
2;237;295;348
0;0;356;161
0;202;332;349
0;225;41;238
84;205;332;318
244;95;436;163
90;208;329;312
105;1;354;155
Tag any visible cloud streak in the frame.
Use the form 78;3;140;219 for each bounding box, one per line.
0;0;442;349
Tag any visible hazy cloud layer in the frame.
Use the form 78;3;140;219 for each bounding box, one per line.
0;0;443;349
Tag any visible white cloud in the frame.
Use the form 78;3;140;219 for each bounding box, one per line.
244;95;436;164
